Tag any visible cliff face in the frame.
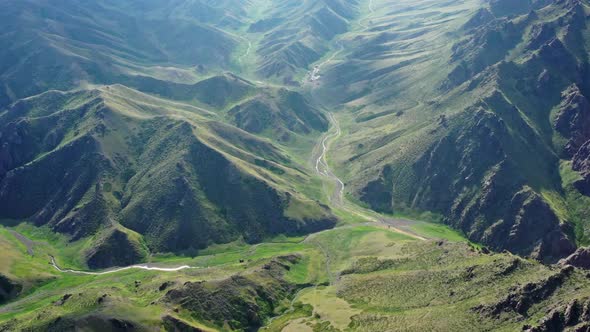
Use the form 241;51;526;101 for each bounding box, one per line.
554;85;590;158
559;247;590;269
573;141;590;195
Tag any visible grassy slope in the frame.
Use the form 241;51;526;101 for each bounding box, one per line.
0;223;430;330
312;0;590;261
263;225;590;332
1;167;588;331
0;84;336;268
3;0;590;331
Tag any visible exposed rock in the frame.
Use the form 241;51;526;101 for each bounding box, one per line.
165;255;300;330
54;294;72;306
445;18;525;88
554;85;590;158
573;140;590;196
524;298;590;332
528;23;557;50
565;299;582;326
159;281;174;292
97;294;108;304
528;310;565;332
360;165;394;214
475;266;574;317
559;247;590;270
402;103;575;262
500;188;576;263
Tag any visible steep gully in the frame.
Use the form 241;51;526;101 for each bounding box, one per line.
308;50;426;242
311;111;426;241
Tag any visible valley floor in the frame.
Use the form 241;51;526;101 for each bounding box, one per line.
0;106;476;331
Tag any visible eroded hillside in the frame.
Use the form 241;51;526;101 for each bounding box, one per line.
321;0;590;263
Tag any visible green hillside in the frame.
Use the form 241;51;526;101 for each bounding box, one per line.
0;84;335;268
3;0;590;331
319;0;590;263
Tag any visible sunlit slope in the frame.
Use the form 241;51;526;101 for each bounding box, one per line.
320;0;590;262
0;84;336;268
3;224;589;331
249;0;359;82
0;0;260;107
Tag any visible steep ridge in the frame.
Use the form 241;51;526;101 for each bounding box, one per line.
0;85;336;267
253;0;359;83
121;73;330;142
0;0;254;107
4;1;590;331
321;0;590;262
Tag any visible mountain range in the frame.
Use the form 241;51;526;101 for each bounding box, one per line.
2;0;590;331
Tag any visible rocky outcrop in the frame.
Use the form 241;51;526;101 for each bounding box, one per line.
380;0;588;263
572;141;590;196
445;19;525;88
524;298;590;332
554;85;590;157
360;165;394;214
475;266;574;317
404;105;575;262
165;255;300;331
481;187;576;263
559;247;590;270
527;23;557;50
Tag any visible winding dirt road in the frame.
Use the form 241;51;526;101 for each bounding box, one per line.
6;229;196;275
49;256;193;275
311;114;426;241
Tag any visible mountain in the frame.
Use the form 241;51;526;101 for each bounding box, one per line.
319;0;590;263
0;84;335;268
252;0;359;82
3;0;590;331
0;0;251;107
